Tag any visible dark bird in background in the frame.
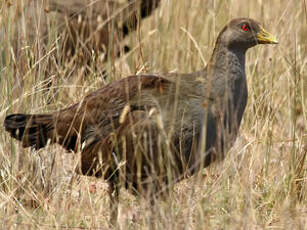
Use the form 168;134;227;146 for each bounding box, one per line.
46;0;161;61
12;0;161;64
4;18;278;223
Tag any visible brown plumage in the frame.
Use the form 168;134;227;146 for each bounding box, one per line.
12;0;161;63
4;18;278;223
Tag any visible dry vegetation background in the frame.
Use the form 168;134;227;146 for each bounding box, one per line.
0;0;306;229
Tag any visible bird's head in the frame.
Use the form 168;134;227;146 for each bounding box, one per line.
217;18;278;50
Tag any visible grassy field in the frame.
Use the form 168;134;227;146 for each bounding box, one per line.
0;0;306;229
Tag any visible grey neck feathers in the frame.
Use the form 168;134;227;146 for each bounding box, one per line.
208;43;247;98
210;44;246;81
207;43;249;136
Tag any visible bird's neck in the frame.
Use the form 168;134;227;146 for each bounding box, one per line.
209;44;247;82
207;43;249;142
205;43;248;101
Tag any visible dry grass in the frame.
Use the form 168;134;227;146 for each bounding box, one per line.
0;0;306;229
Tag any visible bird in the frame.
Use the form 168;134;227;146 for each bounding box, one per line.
46;0;161;61
12;0;161;64
4;18;278;223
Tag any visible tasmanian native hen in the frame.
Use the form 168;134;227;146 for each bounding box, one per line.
4;18;278;223
10;0;161;64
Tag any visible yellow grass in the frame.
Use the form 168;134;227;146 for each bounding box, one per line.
0;0;306;229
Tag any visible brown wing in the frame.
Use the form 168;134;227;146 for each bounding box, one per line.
53;74;173;151
76;108;183;194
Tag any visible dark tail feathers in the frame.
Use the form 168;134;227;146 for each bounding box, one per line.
4;113;54;149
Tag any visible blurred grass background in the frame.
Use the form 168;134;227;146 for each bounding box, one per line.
0;0;306;229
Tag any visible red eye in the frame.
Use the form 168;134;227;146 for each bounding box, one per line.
241;24;249;31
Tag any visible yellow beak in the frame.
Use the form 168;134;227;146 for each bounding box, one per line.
257;26;278;44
